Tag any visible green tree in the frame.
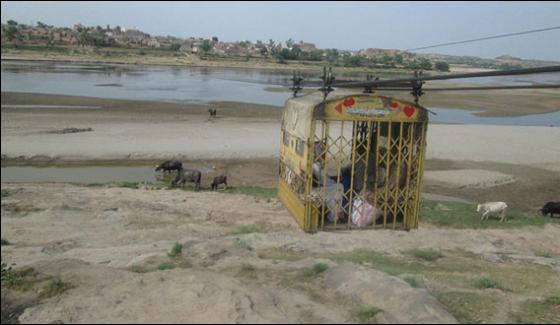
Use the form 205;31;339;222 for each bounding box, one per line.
78;31;93;46
434;61;450;72
211;36;218;42
170;43;181;51
344;55;362;67
200;39;212;54
7;20;18;26
4;25;20;46
325;48;339;63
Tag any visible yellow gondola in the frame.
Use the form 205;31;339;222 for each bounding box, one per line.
279;91;429;232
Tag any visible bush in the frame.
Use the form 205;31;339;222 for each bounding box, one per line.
434;61;450;72
168;242;183;258
475;277;506;291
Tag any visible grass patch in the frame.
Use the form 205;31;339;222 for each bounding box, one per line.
118;182;140;189
1;189;12;197
408;249;444;261
474;277;507;291
509;296;560;324
352;306;383;323
312;263;329;274
235;238;254;251
237;264;257;278
158;262;176;271
421;201;559;229
168;242;183;258
434;291;499;324
129;266;149;274
403;276;424;288
1;238;10;246
233;224;267;235
41;279;74;298
534;250;552;258
224;186;277;199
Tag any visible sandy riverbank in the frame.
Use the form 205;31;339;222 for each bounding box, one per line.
2;92;559;168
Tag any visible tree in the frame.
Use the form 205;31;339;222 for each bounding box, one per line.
434;61;450;72
170;43;181;51
7;20;18;26
344;55;362;67
4;24;20;46
418;58;433;70
286;38;294;48
325;48;339;63
78;31;93;46
211;36;218;42
200;39;212;54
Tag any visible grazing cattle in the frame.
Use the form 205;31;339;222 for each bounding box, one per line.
208;108;217;117
172;169;202;190
155;160;183;173
477;201;508;222
211;175;228;190
541;202;560;217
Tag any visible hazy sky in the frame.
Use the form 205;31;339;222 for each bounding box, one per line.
2;1;559;61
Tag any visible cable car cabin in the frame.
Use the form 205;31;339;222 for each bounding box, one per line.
279;91;429;232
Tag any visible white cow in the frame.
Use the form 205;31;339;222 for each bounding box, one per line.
477;202;508;222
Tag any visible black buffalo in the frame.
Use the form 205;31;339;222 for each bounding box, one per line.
211;175;228;190
541;202;560;217
155;160;183;173
172;169;202;190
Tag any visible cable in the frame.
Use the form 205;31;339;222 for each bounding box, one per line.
332;65;560;88
405;26;560;52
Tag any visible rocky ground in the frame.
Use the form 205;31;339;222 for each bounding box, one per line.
2;184;559;324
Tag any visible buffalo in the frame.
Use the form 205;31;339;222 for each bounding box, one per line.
211;175;228;190
541;202;560;217
155;160;183;173
172;169;202;191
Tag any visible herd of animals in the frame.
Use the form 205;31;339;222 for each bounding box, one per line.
156;160;559;222
155;160;228;191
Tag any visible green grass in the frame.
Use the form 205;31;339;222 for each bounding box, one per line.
509;296;560;324
433;291;499;324
352;306;383;322
168;242;183;258
129;266;149;273
235;238;254;251
408;249;444;261
474;277;507;291
403;276;424;288
1;238;10;246
118;182;140;189
312;263;329;274
534;250;552;258
224;186;277;199
233;224;267;235
41;279;74;298
157;262;176;271
421;201;559;229
1;189;12;197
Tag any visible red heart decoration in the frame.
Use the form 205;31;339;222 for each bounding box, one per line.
403;106;415;117
343;98;355;106
335;103;343;113
390;102;399;109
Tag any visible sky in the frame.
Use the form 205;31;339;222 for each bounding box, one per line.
2;1;559;61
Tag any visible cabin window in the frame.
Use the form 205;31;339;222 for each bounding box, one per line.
295;139;305;156
283;131;290;146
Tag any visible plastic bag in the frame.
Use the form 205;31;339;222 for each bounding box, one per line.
351;197;381;228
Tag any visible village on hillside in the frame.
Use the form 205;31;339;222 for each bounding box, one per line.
3;20;557;71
